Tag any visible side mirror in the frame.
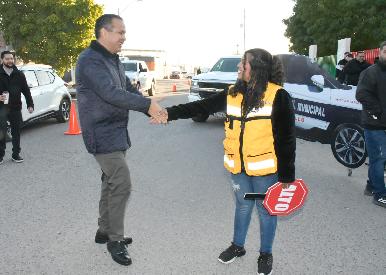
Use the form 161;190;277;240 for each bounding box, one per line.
140;68;148;72
311;75;325;88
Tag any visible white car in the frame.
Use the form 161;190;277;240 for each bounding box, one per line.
188;54;366;169
6;64;72;140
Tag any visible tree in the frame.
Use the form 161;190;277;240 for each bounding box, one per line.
283;0;386;56
0;0;103;75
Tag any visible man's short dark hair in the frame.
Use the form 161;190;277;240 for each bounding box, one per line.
380;41;386;50
344;51;350;55
1;50;14;59
95;14;122;39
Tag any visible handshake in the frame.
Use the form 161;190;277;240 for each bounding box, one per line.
148;99;168;124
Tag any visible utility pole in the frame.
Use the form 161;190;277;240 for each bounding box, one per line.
243;8;246;52
118;0;142;16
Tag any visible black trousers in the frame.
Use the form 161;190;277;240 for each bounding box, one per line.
0;107;22;158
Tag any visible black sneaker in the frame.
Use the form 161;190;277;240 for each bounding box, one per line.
364;179;374;196
373;195;386;208
258;252;273;275
107;241;132;266
11;155;24;163
218;242;246;264
95;229;132;245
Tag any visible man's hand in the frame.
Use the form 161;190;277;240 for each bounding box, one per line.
150;109;168;125
0;94;5;101
148;99;167;124
28;107;34;114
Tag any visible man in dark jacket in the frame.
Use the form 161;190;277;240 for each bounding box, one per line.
0;51;34;164
76;14;166;266
344;51;371;85
356;41;386;208
336;52;353;83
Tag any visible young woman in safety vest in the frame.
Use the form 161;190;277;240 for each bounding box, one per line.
163;48;296;275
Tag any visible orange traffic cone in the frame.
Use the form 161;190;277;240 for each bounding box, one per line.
64;100;82;135
172;84;177;92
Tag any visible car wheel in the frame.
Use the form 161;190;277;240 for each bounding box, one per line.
56;97;71;123
330;124;367;168
192;114;209;122
148;80;155;96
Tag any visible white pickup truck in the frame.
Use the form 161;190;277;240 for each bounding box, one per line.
121;59;156;96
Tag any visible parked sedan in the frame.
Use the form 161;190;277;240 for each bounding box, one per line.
6;64;72;141
170;71;182;79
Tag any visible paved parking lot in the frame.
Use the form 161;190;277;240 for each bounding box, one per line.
0;93;385;274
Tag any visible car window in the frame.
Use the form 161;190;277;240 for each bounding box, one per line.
211;58;240;72
47;72;55;83
35;70;51;86
22;70;39;87
123;63;137;71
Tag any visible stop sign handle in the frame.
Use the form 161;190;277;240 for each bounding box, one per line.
244;193;266;200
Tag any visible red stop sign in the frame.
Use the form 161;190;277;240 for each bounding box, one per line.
263;179;308;216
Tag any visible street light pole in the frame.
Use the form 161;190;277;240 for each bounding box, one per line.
117;0;142;16
243;8;246;52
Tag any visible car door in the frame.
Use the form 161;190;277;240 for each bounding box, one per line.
35;70;53;113
138;62;149;90
21;70;44;120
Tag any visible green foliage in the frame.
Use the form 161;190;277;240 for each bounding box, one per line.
283;0;386;56
0;0;103;75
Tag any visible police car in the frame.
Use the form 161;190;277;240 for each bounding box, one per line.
189;54;366;169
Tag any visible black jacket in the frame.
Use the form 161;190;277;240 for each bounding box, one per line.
76;40;151;154
166;89;296;183
0;65;34;110
344;59;371;86
336;58;348;83
356;62;386;130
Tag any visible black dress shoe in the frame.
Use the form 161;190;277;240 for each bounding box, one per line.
107;241;132;266
95;230;132;245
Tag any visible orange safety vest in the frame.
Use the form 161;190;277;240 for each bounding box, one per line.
223;83;281;176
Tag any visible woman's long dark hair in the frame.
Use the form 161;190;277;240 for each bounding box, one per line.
229;48;284;115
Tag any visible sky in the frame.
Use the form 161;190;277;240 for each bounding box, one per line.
94;0;295;68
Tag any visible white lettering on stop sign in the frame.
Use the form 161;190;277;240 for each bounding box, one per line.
274;185;297;212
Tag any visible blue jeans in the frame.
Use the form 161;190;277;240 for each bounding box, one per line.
364;129;386;198
230;172;278;253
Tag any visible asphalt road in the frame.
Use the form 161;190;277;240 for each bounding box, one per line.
0;91;385;275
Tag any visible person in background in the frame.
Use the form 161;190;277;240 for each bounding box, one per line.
344;51;371;85
76;14;166;266
0;50;34;164
356;41;386;208
158;48;296;275
337;52;353;83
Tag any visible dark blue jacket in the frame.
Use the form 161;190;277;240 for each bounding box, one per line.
76;41;151;154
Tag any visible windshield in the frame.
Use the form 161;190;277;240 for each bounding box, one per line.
277;54;352;90
122;63;137;71
211;58;240;72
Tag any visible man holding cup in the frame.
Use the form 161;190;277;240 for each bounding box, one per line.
0;51;34;164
